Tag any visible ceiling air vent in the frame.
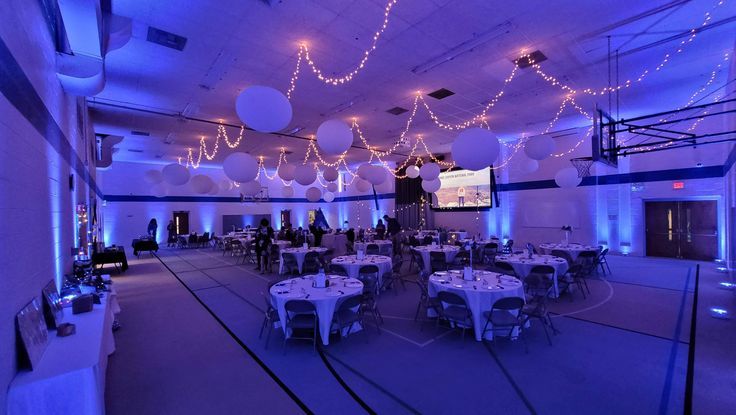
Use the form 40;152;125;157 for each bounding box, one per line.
514;50;547;68
131;130;149;136
147;26;187;51
387;106;408;115
427;88;454;100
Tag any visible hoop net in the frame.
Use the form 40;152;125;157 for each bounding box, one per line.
570;157;594;178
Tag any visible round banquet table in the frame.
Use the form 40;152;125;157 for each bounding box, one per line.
538;243;600;261
354;240;393;256
494;253;569;297
279;247;328;274
412;245;460;274
331;255;393;287
459;239;499;249
270;275;364;345
428;270;524;341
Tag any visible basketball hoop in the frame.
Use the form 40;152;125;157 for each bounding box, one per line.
570;157;594;178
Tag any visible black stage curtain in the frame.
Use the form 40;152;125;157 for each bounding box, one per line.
394;172;425;230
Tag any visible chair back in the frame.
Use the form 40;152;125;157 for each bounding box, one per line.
529;264;555;276
329;264;349;276
491;296;524;311
366;244;380;255
338;295;362;311
282;252;298;265
360;273;378;294
551;249;574;265
493;261;516;275
284;300;316;314
358;264;379;278
437;291;467;307
422;235;434;245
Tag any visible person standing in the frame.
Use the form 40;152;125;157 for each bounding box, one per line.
254;218;274;274
147;218;158;240
375;219;386;240
457;186;466;207
382;214;402;256
166;220;176;247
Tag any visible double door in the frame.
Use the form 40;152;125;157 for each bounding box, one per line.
644;200;717;260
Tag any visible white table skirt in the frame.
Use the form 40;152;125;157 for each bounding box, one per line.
495;254;569;297
331;255;393;287
354;240;393;256
321;233;347;256
413;246;460;274
7;289;118;415
270;276;363;345
538;243;599;262
428;270;525;341
279;247;328;274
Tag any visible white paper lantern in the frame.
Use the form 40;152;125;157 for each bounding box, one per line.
162;163;190;186
235;85;292;133
422;178;441;193
219;179;233;192
357;163;372;179
326;182;338;192
144;169;163;184
316;119;353;155
323;192;335;202
190;174;214;194
365;165;387;185
241;180;262;196
282;186;294;197
208;185;220;195
452;128;500;170
294;164;317;185
322;166;339;182
306;186;322;202
419;163;440;181
278;163;296;181
374;177;393;193
406;165;420;179
554;167;582;189
151;183;168;198
223;152;258;183
524;135;556;160
355;178;371;193
518;157;539;174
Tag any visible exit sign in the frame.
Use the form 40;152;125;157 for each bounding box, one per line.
673;181;685;190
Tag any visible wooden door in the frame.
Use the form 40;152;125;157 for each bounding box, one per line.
645;201;717;260
173;211;189;235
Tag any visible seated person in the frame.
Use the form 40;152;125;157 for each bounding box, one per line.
375;219;386;240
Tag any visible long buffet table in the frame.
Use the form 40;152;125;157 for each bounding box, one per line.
7;281;120;415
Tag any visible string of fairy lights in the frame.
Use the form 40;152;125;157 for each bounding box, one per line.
175;0;730;186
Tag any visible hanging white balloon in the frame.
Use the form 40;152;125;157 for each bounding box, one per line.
365;165;387;185
323;192;335;202
241;180;262;196
355;178;371;193
151;183;168;198
322;166;339;182
223;152;258;183
282;186;294;197
357;163;372;180
144;169;163;184
207;185;220;195
452;127;500;170
219;179;233;192
306;186;322;202
278;163;296;181
326;182;338;193
294;164;317;185
374;177;393;193
316;119;353;155
405;165;420;179
190;174;214;194
518;157;539;174
162;163;190;186
419;163;440;181
235;85;292;133
554;167;582;188
421;178;442;193
524;135;556;160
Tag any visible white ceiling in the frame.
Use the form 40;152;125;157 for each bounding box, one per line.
90;0;736;168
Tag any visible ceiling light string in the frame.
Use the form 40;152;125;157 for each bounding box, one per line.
530;0;725;96
286;0;399;97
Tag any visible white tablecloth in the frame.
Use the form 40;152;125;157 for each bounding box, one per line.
413;246;461;274
538;243;599;261
321;233;347;256
354;240;393;256
428;270;524;341
495;253;569;297
331;255;393;287
7;288;118;415
279;247;328;274
270;275;363;345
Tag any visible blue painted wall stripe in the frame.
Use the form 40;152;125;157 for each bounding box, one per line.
0;36;102;196
104;193;397;203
